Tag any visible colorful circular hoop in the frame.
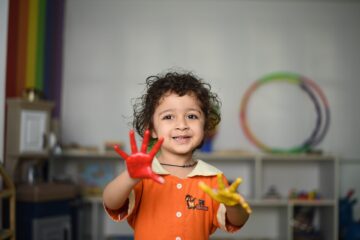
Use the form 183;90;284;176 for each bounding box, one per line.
240;72;330;154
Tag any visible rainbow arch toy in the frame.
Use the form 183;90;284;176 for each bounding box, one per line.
240;72;330;154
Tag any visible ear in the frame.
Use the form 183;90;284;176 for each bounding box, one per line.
151;130;158;139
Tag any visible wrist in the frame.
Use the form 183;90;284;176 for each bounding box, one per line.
225;199;252;215
121;169;141;186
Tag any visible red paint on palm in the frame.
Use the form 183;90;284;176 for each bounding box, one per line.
114;129;164;184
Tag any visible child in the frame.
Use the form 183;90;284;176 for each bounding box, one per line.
103;71;251;240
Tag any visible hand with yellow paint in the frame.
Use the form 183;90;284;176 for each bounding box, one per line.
199;173;252;214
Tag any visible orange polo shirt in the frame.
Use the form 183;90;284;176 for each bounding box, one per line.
105;158;243;240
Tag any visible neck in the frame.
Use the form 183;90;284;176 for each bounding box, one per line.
157;152;193;165
156;153;196;179
160;161;197;168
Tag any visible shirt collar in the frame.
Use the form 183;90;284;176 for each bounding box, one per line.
152;157;222;177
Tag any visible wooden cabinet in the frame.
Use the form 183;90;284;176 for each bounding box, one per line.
0;164;15;240
5;98;54;180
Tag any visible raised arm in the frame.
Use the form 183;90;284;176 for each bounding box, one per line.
103;129;163;210
199;173;251;226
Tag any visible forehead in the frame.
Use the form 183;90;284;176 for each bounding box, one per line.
156;92;201;110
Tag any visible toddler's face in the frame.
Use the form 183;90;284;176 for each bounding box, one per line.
151;92;205;157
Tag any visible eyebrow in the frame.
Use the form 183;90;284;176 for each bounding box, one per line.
158;108;203;116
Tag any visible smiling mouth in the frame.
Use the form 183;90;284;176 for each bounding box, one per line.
172;136;191;143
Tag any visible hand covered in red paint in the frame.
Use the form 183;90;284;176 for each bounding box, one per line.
114;129;164;184
199;173;252;214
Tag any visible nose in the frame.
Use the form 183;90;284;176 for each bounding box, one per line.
176;118;189;131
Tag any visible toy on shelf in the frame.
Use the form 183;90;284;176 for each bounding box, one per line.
339;189;360;240
288;189;321;201
78;162;115;196
263;185;282;200
240;72;330;154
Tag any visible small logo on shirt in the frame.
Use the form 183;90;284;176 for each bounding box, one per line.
185;194;208;211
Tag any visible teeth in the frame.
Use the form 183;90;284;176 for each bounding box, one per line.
173;136;190;142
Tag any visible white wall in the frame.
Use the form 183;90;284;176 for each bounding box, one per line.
62;0;360;159
61;1;360;236
0;0;9;163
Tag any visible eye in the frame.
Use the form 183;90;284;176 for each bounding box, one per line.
162;114;174;120
187;114;199;120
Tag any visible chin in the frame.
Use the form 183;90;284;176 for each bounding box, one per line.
172;147;194;155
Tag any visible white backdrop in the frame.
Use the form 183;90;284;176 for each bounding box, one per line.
60;0;360;235
62;0;360;158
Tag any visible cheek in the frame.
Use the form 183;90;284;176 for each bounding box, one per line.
194;123;205;137
198;129;205;140
198;120;206;132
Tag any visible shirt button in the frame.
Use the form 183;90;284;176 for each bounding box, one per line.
176;183;182;189
176;211;182;218
175;237;181;240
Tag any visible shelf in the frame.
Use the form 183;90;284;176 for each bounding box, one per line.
53;151;119;160
249;199;288;207
260;154;336;161
199;152;338;240
289;199;336;206
239;199;336;207
195;151;256;161
196;151;336;161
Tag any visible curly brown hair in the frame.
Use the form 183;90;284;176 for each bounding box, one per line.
133;71;221;139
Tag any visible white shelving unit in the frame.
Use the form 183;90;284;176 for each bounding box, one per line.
195;152;339;240
50;151;339;240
